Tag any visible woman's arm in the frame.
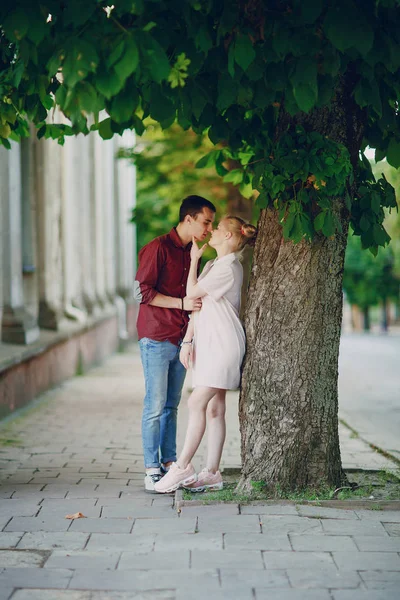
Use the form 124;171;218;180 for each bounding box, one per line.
180;318;195;369
186;238;208;299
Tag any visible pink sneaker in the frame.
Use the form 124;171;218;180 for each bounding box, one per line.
154;462;197;493
184;468;223;492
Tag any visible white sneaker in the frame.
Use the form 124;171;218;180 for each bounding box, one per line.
144;468;163;493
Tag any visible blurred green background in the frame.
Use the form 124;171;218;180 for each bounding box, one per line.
120;124;400;332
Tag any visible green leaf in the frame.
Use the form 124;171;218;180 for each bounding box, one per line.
132;114;145;136
114;38;139;82
322;211;335;237
359;214;370;232
98;118;114;140
290;56;318;113
195;27;212;53
223;169;243;185
195;150;220;169
96;68;124;99
292;82;317;113
323;2;373;56
110;87;139;123
149;86;176;123
234;35;256;72
106;40;125;69
282;212;295;240
138;32;170;83
314;211;326;232
386;138;400;169
372;224;388;246
2;9;29;41
370;192;381;215
217;74;237;111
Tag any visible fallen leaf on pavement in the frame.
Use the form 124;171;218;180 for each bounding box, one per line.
65;512;86;519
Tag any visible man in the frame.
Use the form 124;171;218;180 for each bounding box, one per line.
134;195;216;492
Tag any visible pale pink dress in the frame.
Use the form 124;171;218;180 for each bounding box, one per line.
192;253;246;390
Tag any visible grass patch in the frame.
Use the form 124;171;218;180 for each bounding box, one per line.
182;469;400;504
0;436;22;447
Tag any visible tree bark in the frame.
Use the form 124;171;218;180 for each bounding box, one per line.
237;77;365;492
238;208;348;491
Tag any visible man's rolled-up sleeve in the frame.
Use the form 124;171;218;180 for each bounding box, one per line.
134;240;163;305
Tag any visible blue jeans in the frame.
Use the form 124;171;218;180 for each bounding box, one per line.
139;338;187;469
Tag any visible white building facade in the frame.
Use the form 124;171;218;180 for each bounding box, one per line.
0;128;137;417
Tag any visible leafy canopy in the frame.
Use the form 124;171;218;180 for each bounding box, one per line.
1;0;399;252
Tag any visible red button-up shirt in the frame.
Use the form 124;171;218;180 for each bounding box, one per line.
134;228;192;346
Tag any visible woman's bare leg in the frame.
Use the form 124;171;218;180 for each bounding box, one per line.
177;386;218;469
205;390;226;472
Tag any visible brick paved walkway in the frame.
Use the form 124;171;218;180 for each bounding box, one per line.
0;344;399;599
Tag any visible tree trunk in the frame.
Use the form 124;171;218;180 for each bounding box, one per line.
238;208;348;491
363;307;370;331
237;76;365;492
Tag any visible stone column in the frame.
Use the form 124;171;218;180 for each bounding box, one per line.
102;137;117;305
0;144;39;344
34;136;65;330
92;132;110;310
115;130;137;298
60;135;86;323
79;132;97;315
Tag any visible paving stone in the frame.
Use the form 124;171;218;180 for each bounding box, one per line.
132;517;196;535
287;567;362;589
4;516;70;532
154;533;222;551
0;532;24;548
383;522;400;536
0;500;41;518
261;516;323;535
12;489;68;499
353;535;400;551
39;498;98;511
0;588;13;600
262;550;334;569
98;498;154;508
332;591;400;600
355;510;400;522
196;515;261;533
69;568;218;591
176;587;252;600
14;592;175;600
0;567;72;589
191;549;264;569
219;568;289;589
0;549;45;568
69;518;133;534
11;592;92;600
39;506;101;520
179;505;239;517
256;591;332;600
101;505;174;518
289;534;357;552
321;519;388;536
223;533;291;551
17;531;89;551
240;504;298;515
295;506;359;519
86;533;155;552
45;550;120;570
118;550;190;570
359;569;400;589
332;550;400;570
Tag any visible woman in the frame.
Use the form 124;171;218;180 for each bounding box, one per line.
154;216;257;494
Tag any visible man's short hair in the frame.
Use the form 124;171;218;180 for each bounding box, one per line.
179;195;216;222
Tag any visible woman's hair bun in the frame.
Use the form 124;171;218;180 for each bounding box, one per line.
241;223;258;247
